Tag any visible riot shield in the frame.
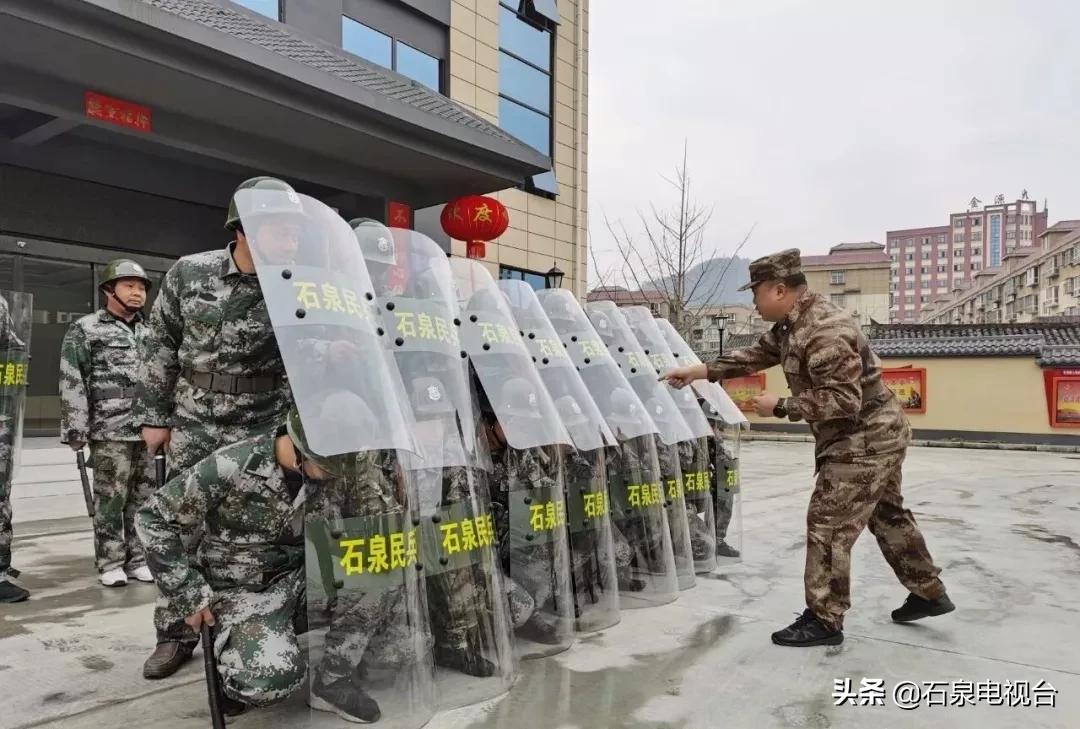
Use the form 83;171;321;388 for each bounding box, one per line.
622;307;717;574
472;371;576;658
497;281;620;632
710;419;744;563
451;260;571;451
354;225;515;706
651;318;747;563
236;189;417;457
583;302;693;446
0;291;31;555
536;289;678;609
652;428;696;591
303;452;437;729
654;317;750;428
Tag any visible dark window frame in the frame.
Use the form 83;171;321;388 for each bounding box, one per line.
499;1;558;199
340;11;447;93
498;263;548;290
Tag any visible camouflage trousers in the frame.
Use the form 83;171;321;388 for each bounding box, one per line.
806;451;946;631
89;441;154;573
156;419;282;644
715;485;734;539
427;564;496;649
0;416;14;575
212;569;307;707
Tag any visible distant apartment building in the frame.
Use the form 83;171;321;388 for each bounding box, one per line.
887;194;1048;322
802;242;890;325
920;220;1080;325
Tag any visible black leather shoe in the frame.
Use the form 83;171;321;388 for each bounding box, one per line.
716;540;741;558
891;592;955;623
310;674;381;723
771;609;844;647
0;576;30;603
433;645;496;677
220;695;248;718
143;640;195;679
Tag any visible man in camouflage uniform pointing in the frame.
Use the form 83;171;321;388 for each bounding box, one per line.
60;259;156;588
135;177;294;678
664;248;953;647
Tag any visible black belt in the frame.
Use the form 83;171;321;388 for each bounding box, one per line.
91;385;138;400
182;368;281;395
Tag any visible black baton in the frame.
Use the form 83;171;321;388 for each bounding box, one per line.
154;451;167;489
76;451;95;518
201;623;227;729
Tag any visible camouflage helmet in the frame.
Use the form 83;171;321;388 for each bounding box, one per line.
500;377;543;420
555;395;588;428
350;218;396;265
99;259;151;292
225;176;303;231
284;394;378;477
645;397;675;426
606;387;642;428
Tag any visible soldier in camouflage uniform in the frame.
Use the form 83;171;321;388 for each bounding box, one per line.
136;408;406;722
0;293;29;603
60;259;156;588
135;177;295;678
664;248;953;647
707;427;740;558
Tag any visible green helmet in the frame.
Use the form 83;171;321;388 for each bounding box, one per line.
285;404;376;479
350;218;396;265
99;259;151;292
225;176;303;231
501;377;543;419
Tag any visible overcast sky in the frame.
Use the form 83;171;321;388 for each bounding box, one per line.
586;0;1080;284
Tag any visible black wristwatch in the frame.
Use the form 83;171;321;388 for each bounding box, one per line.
773;398;788;419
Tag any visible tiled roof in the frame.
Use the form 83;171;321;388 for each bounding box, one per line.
802;250;891;267
141;0;520;144
710;323;1080;365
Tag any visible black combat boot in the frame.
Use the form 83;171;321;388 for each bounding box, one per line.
515;616;564;645
310;673;381;724
771;609;844;647
891;592;955;623
715;540;740;558
433;644;496;677
219;695;248;718
0;573;30;603
143;640;195;679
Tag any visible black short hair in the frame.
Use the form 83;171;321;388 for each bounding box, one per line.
781;273;807;288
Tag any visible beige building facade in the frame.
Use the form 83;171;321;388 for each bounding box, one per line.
801;242;891;325
440;0;590;295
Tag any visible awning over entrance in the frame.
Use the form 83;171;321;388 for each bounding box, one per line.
0;0;551;207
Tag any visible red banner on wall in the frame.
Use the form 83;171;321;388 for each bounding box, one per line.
84;91;152;133
387;201;412;229
721;374;766;412
881;367;927;414
1044;368;1080;427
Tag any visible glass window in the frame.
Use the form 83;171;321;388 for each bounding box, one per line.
396;42;441;90
342;16;392;68
499;265;547;290
499;4;552;70
830;293;845;307
499;97;550;155
500;52;551;113
233;0;279;19
830;271;845;285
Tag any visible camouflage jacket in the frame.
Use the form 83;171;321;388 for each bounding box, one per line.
134;244;289;429
707;290;910;463
59;309;146;443
136;431;306;617
0;294;25;351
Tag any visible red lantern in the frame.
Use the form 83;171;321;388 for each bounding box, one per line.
440;195;510;259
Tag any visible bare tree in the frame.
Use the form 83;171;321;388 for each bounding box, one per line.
589;144;753;341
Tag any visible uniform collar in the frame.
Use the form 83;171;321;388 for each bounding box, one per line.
221;241;244;279
243;430;308;513
98;307;144;325
775;289;816;335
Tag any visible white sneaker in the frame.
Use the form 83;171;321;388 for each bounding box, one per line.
126;565;154;583
100;568;128;587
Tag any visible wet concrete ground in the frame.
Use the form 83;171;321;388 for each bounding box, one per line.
3;440;1079;728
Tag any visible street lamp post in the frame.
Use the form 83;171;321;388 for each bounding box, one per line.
545;264;565;289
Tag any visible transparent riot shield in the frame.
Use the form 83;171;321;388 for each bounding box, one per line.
654;317;750;428
654;318;748;563
304;454;436;729
357;226;517;707
498;281;620;632
236;189;417;457
537;290;678;608
585;302;696;590
0;291;31;568
622;307;716;574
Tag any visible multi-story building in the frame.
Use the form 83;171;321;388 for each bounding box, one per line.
802;241;890;325
687;304;768;354
886;194;1048;322
585;287;671;318
0;0;588;434
920;220;1080;325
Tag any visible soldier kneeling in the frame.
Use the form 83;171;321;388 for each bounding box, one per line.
136;410;389;722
